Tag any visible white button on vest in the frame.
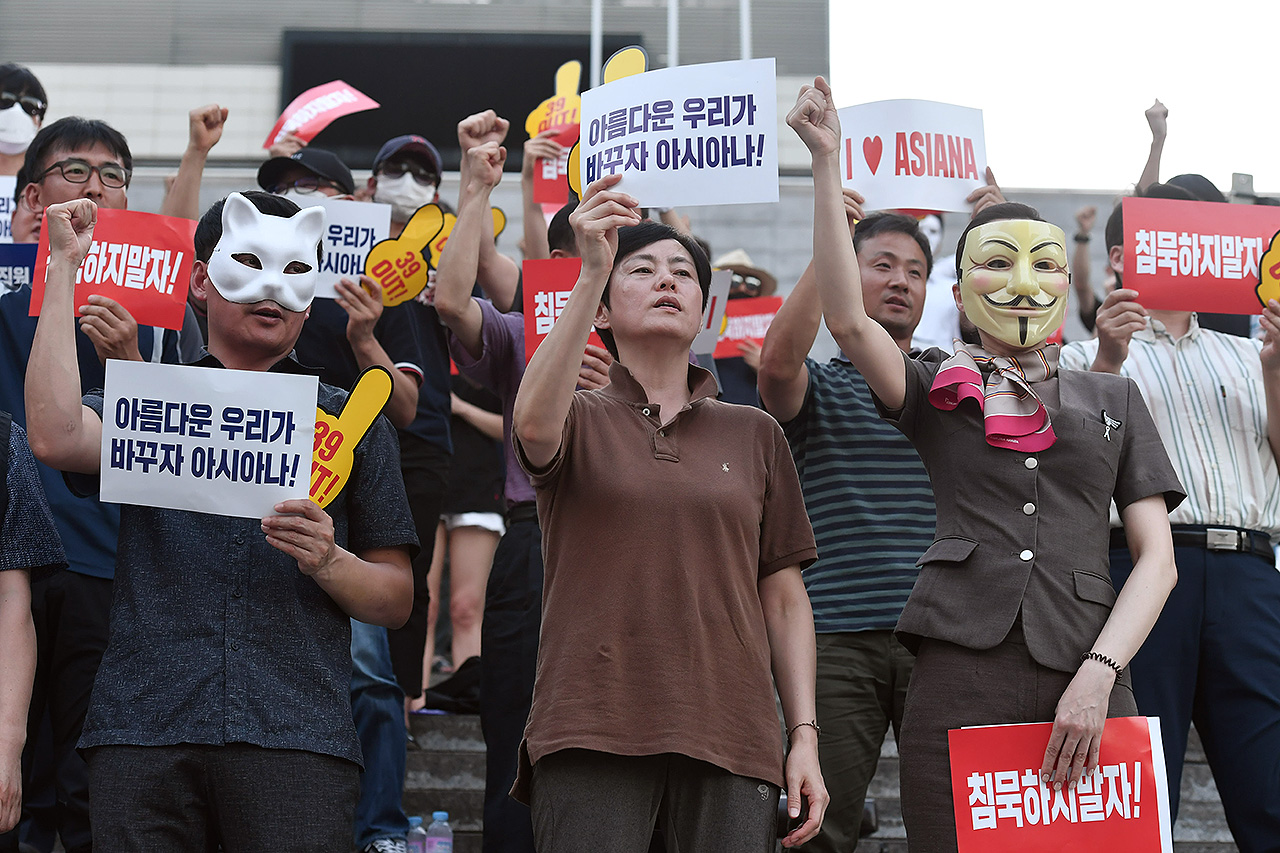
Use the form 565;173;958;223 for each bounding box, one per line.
1023;502;1035;515
642;407;650;416
1025;457;1038;469
658;430;665;437
1019;549;1034;561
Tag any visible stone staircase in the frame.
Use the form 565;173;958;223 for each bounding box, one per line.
405;714;1239;852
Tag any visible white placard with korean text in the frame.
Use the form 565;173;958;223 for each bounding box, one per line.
837;99;987;213
579;58;779;208
286;195;391;298
0;176;15;243
100;361;318;519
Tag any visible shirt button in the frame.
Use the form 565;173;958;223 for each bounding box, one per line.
1024;458;1038;470
1023;503;1036;515
234;535;245;545
1019;549;1034;561
642;407;651;416
658;430;665;437
232;588;242;599
231;640;239;651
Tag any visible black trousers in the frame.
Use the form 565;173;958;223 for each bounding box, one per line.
390;433;450;698
86;744;359;852
480;515;543;853
0;572;111;853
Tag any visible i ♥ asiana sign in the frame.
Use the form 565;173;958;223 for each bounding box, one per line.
837;99;987;213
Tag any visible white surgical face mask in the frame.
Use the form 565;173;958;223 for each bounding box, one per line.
207;192;326;313
374;172;437;223
0;104;37;155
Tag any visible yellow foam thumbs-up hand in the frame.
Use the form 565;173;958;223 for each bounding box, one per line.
526;61;583;139
568;46;650;197
365;204;507;307
1258;230;1280;309
311;366;393;508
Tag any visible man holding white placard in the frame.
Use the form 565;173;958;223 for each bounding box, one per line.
24;191;418;850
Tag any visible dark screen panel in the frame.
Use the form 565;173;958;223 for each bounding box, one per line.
281;30;642;173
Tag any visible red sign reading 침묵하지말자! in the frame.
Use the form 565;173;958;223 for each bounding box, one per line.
522;257;605;364
1123;196;1280;314
949;716;1173;853
31;209;196;331
263;80;380;149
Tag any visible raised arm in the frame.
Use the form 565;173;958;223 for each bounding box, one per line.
1040;493;1175;790
1137;100;1167;192
759;565;829;848
160;104;227;221
333;276;420;428
758;189;864;421
520;129;563;262
787;78;907;409
458;110;520;311
434;143;506;359
1088;288;1148;374
513;174;639;469
1071;205;1099;324
24;200;104;474
1259;298;1280;467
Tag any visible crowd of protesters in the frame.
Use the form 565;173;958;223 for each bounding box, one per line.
0;56;1277;853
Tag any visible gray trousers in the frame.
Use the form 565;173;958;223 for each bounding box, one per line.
530;749;779;853
86;743;360;852
898;627;1136;852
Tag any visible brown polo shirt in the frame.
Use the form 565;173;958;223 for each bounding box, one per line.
513;361;817;796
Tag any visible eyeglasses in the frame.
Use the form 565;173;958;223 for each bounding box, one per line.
378;160;438;186
37;158;131;189
269;175;343;195
0;92;46;119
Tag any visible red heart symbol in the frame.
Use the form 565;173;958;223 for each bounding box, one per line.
862;136;883;175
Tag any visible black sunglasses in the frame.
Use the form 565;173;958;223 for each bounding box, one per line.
0;92;46;119
378;160;438;186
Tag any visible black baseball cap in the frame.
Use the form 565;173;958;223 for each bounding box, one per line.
373;135;442;176
257;148;356;196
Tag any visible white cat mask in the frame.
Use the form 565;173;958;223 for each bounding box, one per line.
206;192;326;313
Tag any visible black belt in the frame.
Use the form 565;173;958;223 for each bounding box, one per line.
505;501;539;526
1109;525;1273;560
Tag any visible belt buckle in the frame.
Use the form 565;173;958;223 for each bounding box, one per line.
1205;527;1239;551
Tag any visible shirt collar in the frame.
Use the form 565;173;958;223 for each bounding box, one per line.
1138;313;1201;344
600;359;720;405
190;348;323;376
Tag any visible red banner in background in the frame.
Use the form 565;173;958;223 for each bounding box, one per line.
522;257;604;363
949;717;1172;852
713;295;782;359
31;209;196;330
263;80;380;148
1123;196;1280;315
532;124;581;207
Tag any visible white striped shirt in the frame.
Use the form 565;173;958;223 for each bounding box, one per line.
1061;316;1280;538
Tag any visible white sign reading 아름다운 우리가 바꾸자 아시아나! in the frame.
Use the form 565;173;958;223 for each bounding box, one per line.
100;360;318;519
282;194;392;300
578;57;779;208
837;99;987;213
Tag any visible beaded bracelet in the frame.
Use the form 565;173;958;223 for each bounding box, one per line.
787;720;821;741
1081;650;1123;676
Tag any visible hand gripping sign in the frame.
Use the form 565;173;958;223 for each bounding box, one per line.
1123;197;1280;314
311;366;392;509
31;209;196;330
949;717;1173;852
837;99;987;213
365;203;507;307
570;47;778;208
263;80;380;149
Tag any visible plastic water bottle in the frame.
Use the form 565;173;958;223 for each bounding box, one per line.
425;811;453;853
406;816;427;853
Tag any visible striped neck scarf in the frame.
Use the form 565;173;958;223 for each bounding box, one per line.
928;343;1059;451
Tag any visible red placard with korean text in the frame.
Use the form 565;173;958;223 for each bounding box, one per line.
263;80;380;149
522;257;604;363
949;717;1173;853
712;295;782;359
532;124;581;206
31;209;195;330
1122;196;1280;314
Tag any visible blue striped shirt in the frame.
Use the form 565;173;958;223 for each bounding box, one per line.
782;357;937;633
